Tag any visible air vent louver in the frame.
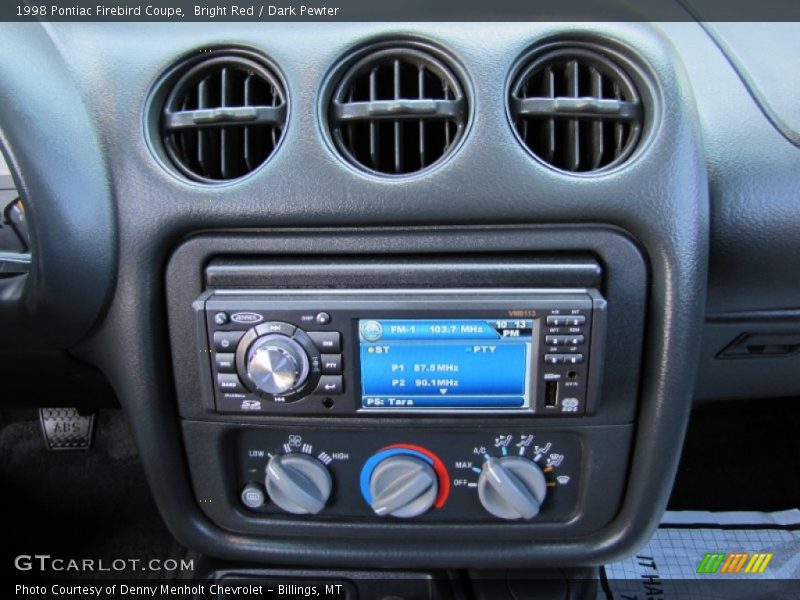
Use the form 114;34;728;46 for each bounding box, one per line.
161;54;286;182
329;48;468;176
510;48;642;173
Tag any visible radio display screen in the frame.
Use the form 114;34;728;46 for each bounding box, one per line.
358;318;535;410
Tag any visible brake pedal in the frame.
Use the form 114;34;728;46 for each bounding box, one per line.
39;408;96;450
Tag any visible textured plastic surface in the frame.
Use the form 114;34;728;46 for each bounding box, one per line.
171;229;652;563
660;23;800;315
0;24;116;348
0;22;706;567
695;313;800;403
702;23;800;148
660;22;800;403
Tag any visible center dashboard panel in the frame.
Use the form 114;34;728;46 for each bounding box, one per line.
167;227;647;559
1;19;709;570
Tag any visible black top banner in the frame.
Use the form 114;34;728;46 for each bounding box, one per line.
3;0;800;22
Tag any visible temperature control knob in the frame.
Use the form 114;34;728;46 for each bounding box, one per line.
477;456;547;520
265;453;332;515
368;455;438;518
246;334;310;396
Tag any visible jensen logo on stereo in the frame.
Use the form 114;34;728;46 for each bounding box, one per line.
231;312;264;324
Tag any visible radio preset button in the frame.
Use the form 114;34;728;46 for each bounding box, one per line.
217;373;247;393
545;335;585;346
544;353;584;365
215;352;236;372
213;330;245;352
308;331;341;353
546;315;587;327
314;375;344;395
320;354;343;374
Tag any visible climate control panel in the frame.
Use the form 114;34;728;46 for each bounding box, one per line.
235;428;581;523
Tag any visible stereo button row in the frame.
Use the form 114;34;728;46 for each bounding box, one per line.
546;315;586;327
545;335;585;346
544;353;584;365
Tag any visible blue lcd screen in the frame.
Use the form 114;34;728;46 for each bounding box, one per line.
359;318;534;409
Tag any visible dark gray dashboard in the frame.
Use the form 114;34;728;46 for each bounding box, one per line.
0;18;797;567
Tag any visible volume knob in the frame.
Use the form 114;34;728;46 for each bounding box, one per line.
245;334;309;396
265;454;332;515
477;456;547;520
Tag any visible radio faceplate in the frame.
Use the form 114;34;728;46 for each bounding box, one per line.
200;289;606;417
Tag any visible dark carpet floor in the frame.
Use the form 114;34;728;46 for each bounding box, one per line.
668;397;800;512
0;409;186;580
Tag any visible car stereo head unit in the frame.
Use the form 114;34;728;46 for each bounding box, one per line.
197;289;606;417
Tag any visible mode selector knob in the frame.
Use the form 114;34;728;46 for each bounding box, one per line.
265;454;332;515
477;457;547;520
245;334;310;396
368;455;438;518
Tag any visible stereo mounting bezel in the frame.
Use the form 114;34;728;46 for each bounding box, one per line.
200;288;607;417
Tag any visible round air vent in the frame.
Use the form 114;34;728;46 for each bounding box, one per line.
509;47;643;173
161;53;287;182
329;47;468;176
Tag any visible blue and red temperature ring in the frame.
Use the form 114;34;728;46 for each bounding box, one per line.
359;443;451;508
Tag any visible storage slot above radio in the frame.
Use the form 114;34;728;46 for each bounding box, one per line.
204;255;603;290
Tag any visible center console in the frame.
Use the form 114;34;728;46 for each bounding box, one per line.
166;226;647;565
200;288;604;522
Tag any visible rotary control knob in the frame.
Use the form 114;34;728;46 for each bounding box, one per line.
477;456;547;520
245;334;310;396
368;455;438;518
265;453;332;515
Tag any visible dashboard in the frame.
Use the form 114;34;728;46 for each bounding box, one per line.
1;17;799;572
